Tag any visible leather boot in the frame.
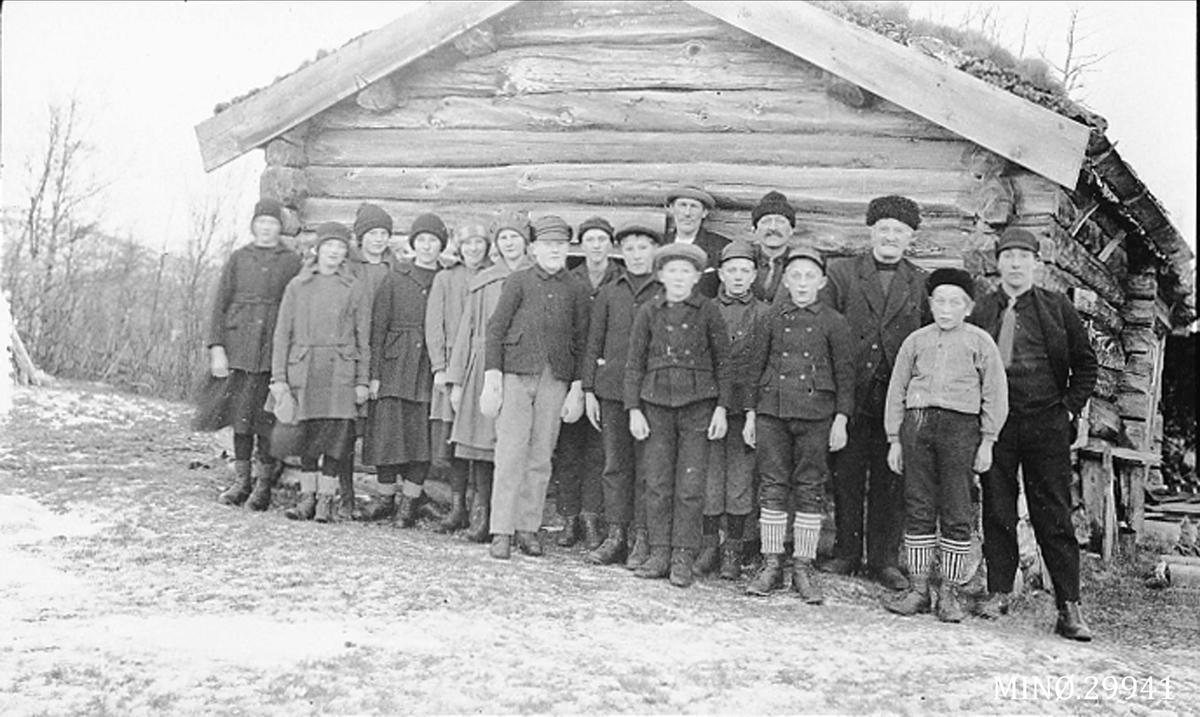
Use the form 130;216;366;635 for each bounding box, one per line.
746;553;785;596
670;548;694;588
313;494;335;523
586;523;627;565
437;491;469;533
635;546;671;579
219;460;254;506
883;574;932;616
975;592;1010;620
285;472;319;521
245;461;277;512
624;528;650;571
1055;602;1094;642
489;534;512;560
464;466;493;543
790;559;825;604
395;494;418;528
937;581;965;623
719;539;743;580
693;533;720;576
360;491;397;522
556;515;581;547
337;472;362;522
581;513;605;551
516;530;544;557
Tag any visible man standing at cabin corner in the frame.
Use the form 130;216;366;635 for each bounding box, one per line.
968;226;1098;642
664;184;730;299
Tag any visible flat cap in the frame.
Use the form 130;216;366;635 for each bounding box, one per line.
532;214;573;242
782;244;825;272
576;216;615;243
666;184;715;209
614;221;663;245
719;240;757;265
926;267;976;300
994;227;1040;257
654;242;708;272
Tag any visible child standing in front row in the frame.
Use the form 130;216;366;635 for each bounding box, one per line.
744;246;854;603
882;268;1008;623
624;243;731;588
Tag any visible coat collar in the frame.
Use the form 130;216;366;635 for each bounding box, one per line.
718;288;756;306
652;290;706;309
779;297;824;316
297;259;356;286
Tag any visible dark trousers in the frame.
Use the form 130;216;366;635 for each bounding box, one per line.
901;408;978;542
757;414;830;514
640;400;713;549
552;416;605;517
703;412;754;517
982;405;1080;605
600;398;643;527
832;415;905;570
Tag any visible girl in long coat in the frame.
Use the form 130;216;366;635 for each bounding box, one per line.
445;211;533;542
270;222;372;523
204;198;302;510
360;214;448;527
426;222;493;532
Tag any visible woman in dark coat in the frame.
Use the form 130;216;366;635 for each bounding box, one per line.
204;198;302;510
270;222;372;522
360;214;447;527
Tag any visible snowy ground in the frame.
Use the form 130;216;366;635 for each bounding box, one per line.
0;384;1196;715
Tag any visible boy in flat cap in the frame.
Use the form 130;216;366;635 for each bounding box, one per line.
481;215;591;560
819;195;931;591
624;242;732;588
583;222;664;568
745;246;854;603
270;222;372;522
968;226;1098;641
664;184;730;299
749;190;798;303
360;213;447;527
883;268;1008;622
695;240;770;580
551;216;620;550
203;198;302;511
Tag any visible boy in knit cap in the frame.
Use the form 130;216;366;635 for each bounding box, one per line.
624;242;732;588
745;246;854;603
481;215;591;559
695;240;770;580
883;268;1008;622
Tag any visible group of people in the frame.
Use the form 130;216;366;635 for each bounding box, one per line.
203;185;1097;643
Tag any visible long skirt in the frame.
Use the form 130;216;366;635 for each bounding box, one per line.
191;370;273;437
362;397;432;466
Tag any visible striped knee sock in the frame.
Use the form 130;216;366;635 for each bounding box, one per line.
792;512;823;562
904;534;937;578
940;537;973;585
760;509;788;555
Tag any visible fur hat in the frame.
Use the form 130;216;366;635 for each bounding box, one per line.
614;221;663;245
491;210;532;244
866;195;921;230
577;216;615;243
926;267;976;300
719;240;757;266
353;203;393;240
532;215;572;243
994;227;1040;257
409;213;449;250
783;245;825;273
666;184;715;210
752;191;796;228
654;243;708;272
252;198;284;225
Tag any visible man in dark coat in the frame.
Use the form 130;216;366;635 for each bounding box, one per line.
818;195;930;591
968;226;1098;642
663;184;730;299
749;191;797;303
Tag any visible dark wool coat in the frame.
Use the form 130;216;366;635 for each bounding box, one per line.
271;262;371;421
207;243;303;372
581;271;662;403
713;289;772;414
820;254;930;419
968;285;1098;417
664;226;730;299
370;262;439;402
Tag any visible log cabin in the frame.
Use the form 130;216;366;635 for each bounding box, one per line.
194;0;1195;558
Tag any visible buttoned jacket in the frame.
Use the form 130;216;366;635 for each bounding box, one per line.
582;271;662;402
624;293;732;410
370;262;439;402
208;243;303;372
750;299;855;421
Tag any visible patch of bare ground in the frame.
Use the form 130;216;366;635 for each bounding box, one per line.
1;383;1196;715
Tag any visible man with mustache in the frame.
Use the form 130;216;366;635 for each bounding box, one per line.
749;191;797;303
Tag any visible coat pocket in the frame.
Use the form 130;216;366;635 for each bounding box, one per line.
286;346;310;388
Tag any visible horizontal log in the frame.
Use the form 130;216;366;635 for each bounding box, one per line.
298;197;977;258
1125;271;1158;299
306;128;974;170
260;167;308;207
1087;398;1124;443
1119;371;1154;397
302;163;1061;216
1124;352;1156;377
1117;392;1152;420
1122;327;1159;356
1048;226;1125;307
494;1;736;46
1122;298;1156;326
264;124;309;167
313;89;962;140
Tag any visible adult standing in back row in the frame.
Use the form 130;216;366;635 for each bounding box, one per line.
663;184;729;299
819;195;930;591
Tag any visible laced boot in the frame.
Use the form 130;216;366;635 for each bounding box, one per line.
313;475;338;524
581;513;605;551
360;485;397;522
883;574;932;616
285;472;319;521
937;581;965;623
790;559;825;605
635;546;671;579
556;515;581;547
489;534;512;560
395;494;419;528
219;460;254;506
337;471;362;522
438;487;469;533
1055;602;1094;642
624;528;650;571
245;461;277;512
586;523;627;565
464;466;493;543
516;530;544;557
745;553;785;596
692;533;720;576
719;539;743;580
670;548;694;588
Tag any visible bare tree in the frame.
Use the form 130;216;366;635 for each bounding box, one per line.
1040;4;1113;97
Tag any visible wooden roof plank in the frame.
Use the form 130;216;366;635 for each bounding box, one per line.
194;1;520;172
687;1;1091;188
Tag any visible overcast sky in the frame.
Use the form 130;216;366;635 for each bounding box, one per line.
1;1;1195;256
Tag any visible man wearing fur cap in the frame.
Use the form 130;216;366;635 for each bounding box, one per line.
749;190;798;303
818;195;930;592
